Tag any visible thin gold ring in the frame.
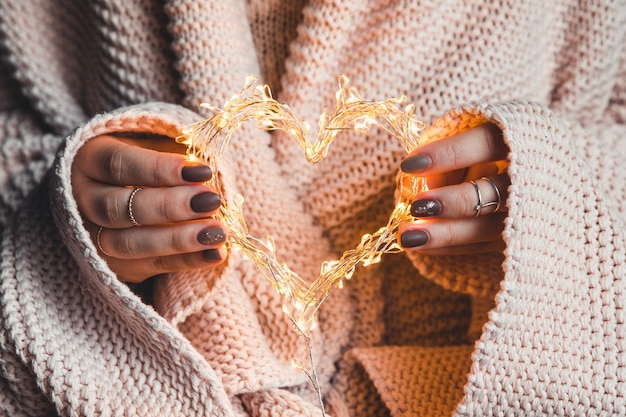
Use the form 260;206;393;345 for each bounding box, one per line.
97;226;112;257
127;187;143;227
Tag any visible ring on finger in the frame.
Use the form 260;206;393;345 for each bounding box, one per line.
469;177;502;217
97;226;113;257
127;187;143;227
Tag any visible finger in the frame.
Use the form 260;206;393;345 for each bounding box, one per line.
400;123;509;176
109;248;228;283
75;135;212;187
76;180;222;228
114;135;189;154
410;174;509;219
421;158;510;192
419;168;468;190
413;240;506;256
96;220;228;259
399;213;506;250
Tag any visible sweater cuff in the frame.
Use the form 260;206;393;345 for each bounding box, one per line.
405;100;571;299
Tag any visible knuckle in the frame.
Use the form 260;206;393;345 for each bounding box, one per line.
111;232;139;257
460;185;478;215
168;231;189;253
97;192;128;226
439;222;458;246
152;253;198;272
101;146;126;184
151;256;171;272
180;253;203;269
442;145;464;168
150;156;174;185
482;123;508;159
482;125;499;154
153;195;168;220
155;192;179;222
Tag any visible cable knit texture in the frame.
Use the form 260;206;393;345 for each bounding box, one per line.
0;0;625;416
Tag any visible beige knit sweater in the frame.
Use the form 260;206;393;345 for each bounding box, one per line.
1;0;625;416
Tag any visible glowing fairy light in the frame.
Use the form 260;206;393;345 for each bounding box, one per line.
180;74;425;333
179;75;427;415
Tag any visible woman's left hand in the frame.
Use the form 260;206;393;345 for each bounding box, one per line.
398;123;510;255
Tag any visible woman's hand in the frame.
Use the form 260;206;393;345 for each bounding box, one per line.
72;134;228;283
398;123;510;255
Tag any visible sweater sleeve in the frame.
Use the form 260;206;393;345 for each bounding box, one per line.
395;93;626;414
0;103;242;417
407;91;626;299
457;106;626;415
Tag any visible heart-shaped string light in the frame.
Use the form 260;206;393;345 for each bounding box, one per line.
179;75;426;414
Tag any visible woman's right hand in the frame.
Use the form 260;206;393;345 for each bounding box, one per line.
71;134;228;283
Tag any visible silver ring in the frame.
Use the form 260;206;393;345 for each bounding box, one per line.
127;187;143;227
469;177;502;217
481;177;502;213
97;226;112;257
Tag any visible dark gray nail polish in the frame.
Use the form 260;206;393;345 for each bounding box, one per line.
203;249;223;262
400;230;429;248
411;199;441;217
190;192;221;213
198;226;227;245
182;165;213;182
400;154;432;173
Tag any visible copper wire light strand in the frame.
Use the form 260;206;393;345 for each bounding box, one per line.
179;76;427;415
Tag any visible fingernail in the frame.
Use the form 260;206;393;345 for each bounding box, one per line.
190;192;221;213
411;199;441;217
182;164;212;182
400;230;429;248
203;249;223;262
198;226;227;245
400;154;431;173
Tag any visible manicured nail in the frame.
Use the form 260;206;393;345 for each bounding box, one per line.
203;249;223;262
411;199;441;217
182;164;212;182
400;154;432;173
190;192;221;213
198;226;227;245
400;230;429;248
